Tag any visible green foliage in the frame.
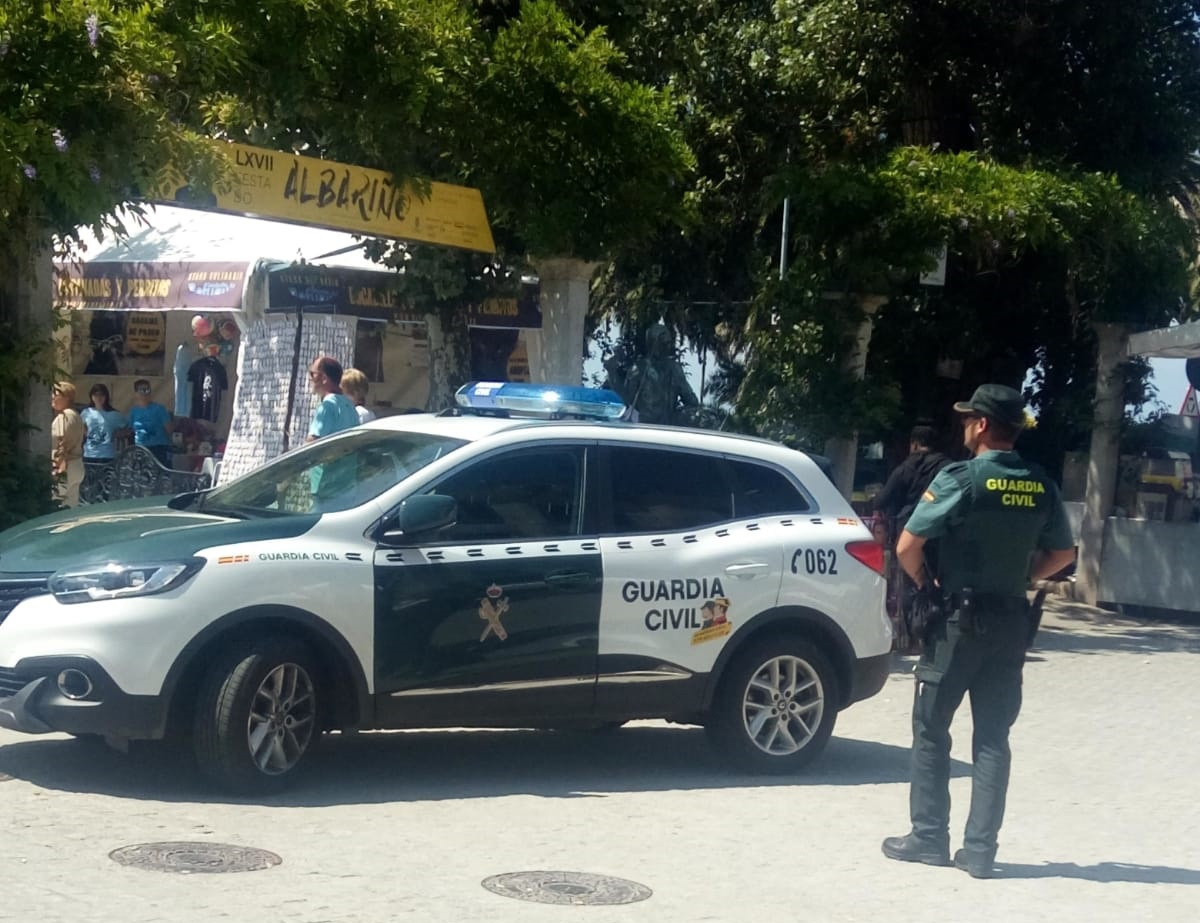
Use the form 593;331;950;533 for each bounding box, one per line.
743;148;1195;441
0;448;57;530
737;276;901;445
782;148;1194;326
454;1;694;259
0;0;235;239
571;1;1200;462
0;301;61;525
166;0;476;179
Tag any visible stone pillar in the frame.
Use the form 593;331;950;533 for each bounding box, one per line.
6;235;54;460
423;308;470;412
823;294;886;499
529;257;601;385
1075;321;1128;605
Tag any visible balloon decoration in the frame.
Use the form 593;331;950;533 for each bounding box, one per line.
190;313;239;358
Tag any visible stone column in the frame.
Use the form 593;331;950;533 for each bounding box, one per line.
529;257;601;385
1075;321;1128;605
823;294;886;499
6;234;54;460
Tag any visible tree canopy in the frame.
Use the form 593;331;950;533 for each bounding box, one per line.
1;0;694;519
575;0;1200;467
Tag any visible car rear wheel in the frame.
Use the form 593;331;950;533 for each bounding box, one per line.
193;637;320;792
706;636;838;773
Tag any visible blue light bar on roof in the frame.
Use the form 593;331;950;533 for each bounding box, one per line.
455;381;627;420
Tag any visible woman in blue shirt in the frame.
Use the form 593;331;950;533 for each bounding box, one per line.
81;383;128;462
128;378;173;466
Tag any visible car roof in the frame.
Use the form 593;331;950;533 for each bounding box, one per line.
365;411;792;454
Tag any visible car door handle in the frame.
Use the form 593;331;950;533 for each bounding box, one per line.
545;570;594;588
724;562;771;578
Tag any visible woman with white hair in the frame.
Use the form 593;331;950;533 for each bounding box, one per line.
51;380;85;507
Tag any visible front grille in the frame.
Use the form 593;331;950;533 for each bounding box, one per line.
0;665;26;698
0;576;51;628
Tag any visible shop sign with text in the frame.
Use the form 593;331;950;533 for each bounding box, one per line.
57;262;249;312
153;143;495;254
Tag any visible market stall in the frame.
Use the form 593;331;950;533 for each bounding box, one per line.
57;205;544;488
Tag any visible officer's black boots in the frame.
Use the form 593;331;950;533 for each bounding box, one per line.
883;836;998;877
881;834;951;867
953;847;996;879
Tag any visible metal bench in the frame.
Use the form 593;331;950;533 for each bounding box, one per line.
81;446;212;505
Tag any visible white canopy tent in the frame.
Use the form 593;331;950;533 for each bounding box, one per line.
59;205;428;480
68;203;389;272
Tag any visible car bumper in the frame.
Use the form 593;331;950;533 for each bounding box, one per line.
847;651;891;706
0;657;168;740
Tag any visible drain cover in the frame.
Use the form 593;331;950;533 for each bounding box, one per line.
482;871;652;905
109;842;281;874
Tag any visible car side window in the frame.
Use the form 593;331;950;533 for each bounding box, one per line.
609;446;731;532
426;447;582;542
727;458;811;516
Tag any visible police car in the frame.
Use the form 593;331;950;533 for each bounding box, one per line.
0;383;891;791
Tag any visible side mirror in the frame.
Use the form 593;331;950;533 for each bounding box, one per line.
380;494;457;544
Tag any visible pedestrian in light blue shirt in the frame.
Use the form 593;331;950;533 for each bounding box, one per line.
305;355;359;504
128;378;173;466
80;383;128;461
306;356;360;442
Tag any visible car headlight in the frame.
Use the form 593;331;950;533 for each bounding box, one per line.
49;559;205;604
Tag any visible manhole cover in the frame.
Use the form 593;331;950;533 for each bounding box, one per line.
482;870;652;905
109;842;281;874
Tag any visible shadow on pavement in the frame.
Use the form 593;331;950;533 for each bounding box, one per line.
996;860;1200;885
0;724;967;805
1030;598;1200;657
1031;621;1200;657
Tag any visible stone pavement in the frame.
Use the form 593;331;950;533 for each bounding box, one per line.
3;597;1198;922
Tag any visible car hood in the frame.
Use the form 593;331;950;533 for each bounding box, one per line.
0;498;320;574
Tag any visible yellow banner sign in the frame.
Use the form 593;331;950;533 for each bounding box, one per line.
153;142;495;254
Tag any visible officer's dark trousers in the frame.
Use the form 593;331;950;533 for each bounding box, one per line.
909;605;1027;856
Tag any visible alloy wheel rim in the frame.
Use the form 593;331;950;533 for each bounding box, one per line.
741;655;824;756
246;662;316;775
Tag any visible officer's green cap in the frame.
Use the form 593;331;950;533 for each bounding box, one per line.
953;384;1026;428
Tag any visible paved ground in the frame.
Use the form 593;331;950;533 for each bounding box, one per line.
3;597;1198;922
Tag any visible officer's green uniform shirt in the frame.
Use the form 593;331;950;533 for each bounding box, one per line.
904;449;1073;597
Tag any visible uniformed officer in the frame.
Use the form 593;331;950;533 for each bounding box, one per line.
881;384;1076;878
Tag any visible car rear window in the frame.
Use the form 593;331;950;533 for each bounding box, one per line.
727;458;811;516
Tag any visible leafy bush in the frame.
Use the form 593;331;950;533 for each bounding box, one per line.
0;444;58;532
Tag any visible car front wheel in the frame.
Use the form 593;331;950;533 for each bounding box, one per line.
192;637;320;792
706;636;838;773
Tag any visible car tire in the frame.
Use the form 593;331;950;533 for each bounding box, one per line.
706;635;838;774
192;637;320;793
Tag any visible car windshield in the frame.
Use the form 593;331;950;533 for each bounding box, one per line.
202;429;468;515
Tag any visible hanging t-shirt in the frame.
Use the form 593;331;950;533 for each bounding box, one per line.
187;356;229;422
173;344;192;417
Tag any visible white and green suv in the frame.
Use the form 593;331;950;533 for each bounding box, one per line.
0;384;892;791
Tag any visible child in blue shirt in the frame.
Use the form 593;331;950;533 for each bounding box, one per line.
128;378;173;466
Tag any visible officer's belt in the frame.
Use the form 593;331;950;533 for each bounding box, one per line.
947;591;1028;613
